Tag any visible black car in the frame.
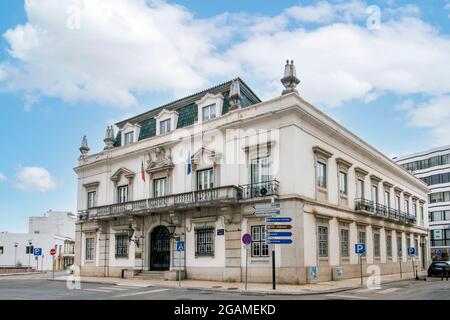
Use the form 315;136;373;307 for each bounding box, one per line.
428;261;450;277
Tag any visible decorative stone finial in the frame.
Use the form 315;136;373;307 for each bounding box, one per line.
228;79;241;111
79;135;90;158
281;60;300;95
103;125;115;150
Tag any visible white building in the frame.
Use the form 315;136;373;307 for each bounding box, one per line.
395;146;450;261
0;211;76;271
74;61;430;284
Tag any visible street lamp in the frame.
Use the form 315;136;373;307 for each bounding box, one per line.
167;222;177;239
14;243;18;267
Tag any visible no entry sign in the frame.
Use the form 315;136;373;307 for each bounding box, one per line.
50;248;56;256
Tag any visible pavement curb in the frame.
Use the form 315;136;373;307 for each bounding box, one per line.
0;272;46;277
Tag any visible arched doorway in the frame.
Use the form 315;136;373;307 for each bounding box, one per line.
150;226;171;271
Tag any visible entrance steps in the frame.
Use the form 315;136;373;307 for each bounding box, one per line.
135;271;166;280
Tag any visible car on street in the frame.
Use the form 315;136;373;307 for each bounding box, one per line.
428;261;450;277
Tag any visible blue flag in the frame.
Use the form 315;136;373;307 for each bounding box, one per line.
187;151;191;175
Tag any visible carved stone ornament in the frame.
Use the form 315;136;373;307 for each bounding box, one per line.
146;146;174;174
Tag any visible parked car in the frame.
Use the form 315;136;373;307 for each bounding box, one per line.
428;261;450;277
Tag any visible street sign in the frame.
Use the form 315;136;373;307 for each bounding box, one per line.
266;224;292;230
435;249;442;257
253;210;281;216
408;247;416;256
242;233;252;245
266;217;292;223
355;243;366;255
253;203;280;210
267;232;292;237
176;241;185;252
267;239;293;245
50;248;56;256
33;248;42;257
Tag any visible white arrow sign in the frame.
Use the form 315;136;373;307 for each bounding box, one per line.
253;203;280;210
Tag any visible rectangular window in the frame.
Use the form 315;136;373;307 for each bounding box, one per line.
420;206;424;222
397;236;402;256
413;204;417;217
87;191;96;208
0;246;3;255
85;238;94;261
407;237;411;249
115;235;129;258
384;191;391;208
340;229;349;257
153;178;167;197
251;226;269;257
358;231;366;257
195;228;214;256
251;157;270;184
404;199;409;213
316;161;327;189
396;195;401;210
117;185;128;204
356;179;364;199
386;234;392;257
202;104;216;121
197;168;214;190
372;185;379;203
160;119;171;134
124;132;134;145
318;226;328;257
339;171;347;195
373;233;380;257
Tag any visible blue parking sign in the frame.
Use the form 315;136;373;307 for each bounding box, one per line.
408;247;416;256
176;241;185;252
355;243;366;255
33;248;42;256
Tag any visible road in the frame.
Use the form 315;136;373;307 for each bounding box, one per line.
0;272;448;300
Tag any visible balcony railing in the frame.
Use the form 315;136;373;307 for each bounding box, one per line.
239;180;279;200
83;185;242;220
355;198;417;225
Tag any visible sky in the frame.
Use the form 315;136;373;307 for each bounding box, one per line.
0;0;449;232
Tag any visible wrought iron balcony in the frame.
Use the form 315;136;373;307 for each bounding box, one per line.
355;198;416;225
82;185;243;220
239;180;279;200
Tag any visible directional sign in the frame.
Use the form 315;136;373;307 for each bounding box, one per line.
266;217;292;223
33;248;42;257
408;247;416;256
176;241;185;252
253;210;281;217
435;249;442;257
253;203;280;210
355;243;366;255
266;224;292;230
267;232;292;237
267;239;293;245
50;248;56;256
242;233;252;245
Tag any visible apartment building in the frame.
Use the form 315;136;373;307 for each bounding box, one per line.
395;146;450;261
74;61;430;284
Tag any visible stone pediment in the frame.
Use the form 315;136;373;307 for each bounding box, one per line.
111;167;135;183
146;146;174;174
191;147;222;166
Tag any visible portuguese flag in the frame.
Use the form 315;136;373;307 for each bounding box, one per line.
141;160;146;182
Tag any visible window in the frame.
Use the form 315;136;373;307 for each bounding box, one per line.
124;132;134;145
197;169;214;190
87;191;96;208
251;157;270;184
153;178;167;197
340;229;349;257
413;204;417;217
339;171;347;195
407;237;411;249
386;235;392;257
318;226;328;257
373;233;380;257
160;119;171;134
356;179;364;198
85;238;94;261
429;191;450;204
420;206;424;222
0;246;3;255
372;185;379;203
385;191;391;208
115;235;129;258
395;195;401;210
397;236;402;256
202;104;216;121
404;199;409;213
316;161;327;189
195;228;214;256
117;185;128;203
251;226;269;257
358;231;366;257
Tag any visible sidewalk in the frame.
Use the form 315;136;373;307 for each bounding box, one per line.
0;272;45;277
52;271;426;296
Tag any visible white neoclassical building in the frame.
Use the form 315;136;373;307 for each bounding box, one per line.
74;61;430;284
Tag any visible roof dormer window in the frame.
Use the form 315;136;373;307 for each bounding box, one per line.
124;132;134;145
160;119;171;134
202;104;216;121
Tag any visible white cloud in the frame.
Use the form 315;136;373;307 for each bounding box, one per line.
0;0;449;110
0;172;7;182
406;95;450;146
14;166;57;192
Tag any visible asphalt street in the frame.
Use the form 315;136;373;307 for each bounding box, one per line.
0;272;448;300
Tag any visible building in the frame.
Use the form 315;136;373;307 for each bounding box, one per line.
74;61;430;284
0;211;76;271
395;146;450;261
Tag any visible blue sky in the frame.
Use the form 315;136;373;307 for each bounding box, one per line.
0;0;449;232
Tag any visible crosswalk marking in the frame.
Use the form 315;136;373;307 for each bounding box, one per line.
377;288;400;294
112;288;170;298
326;293;373;300
98;286;129;291
83;288;113;293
